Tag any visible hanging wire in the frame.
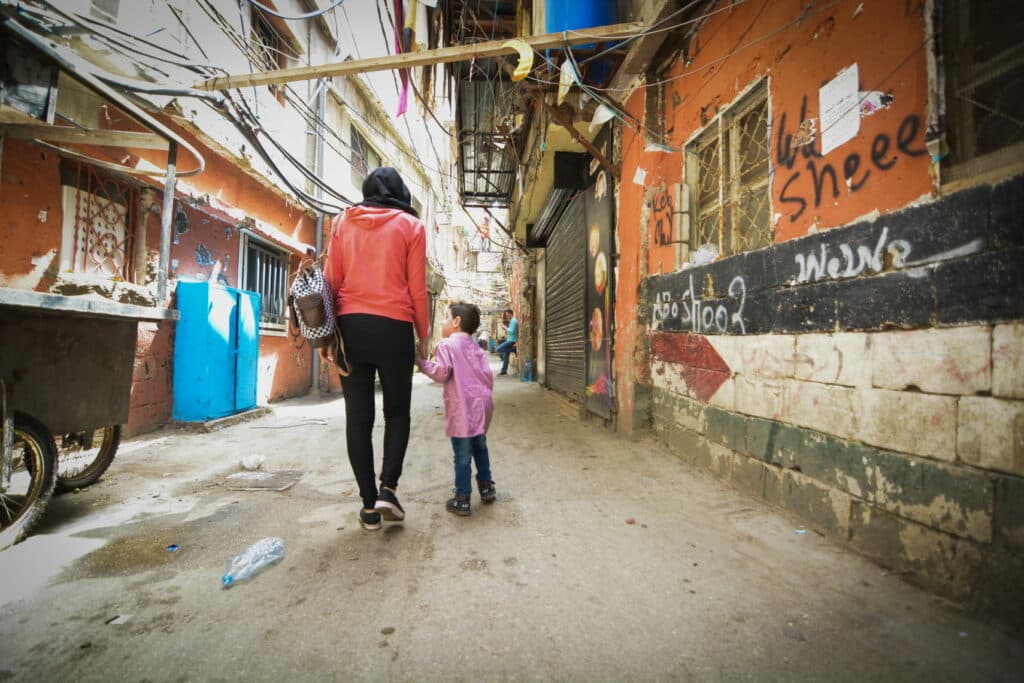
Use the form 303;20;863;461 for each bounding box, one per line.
222;0;452;204
376;0;451;192
528;0;847;94
240;0;348;21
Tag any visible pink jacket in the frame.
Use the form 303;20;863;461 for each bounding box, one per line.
325;205;429;340
417;333;494;438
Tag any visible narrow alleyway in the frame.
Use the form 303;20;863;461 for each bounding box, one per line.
0;359;1021;682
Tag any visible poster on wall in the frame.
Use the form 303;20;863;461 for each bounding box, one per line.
584;131;615;419
819;63;859;155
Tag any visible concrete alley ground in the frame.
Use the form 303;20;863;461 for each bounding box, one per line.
1;359;1022;682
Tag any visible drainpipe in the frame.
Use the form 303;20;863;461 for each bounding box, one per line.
135;188;154;284
312;78;327;392
158;142;178;304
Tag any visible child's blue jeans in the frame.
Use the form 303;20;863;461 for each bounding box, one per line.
451;434;492;496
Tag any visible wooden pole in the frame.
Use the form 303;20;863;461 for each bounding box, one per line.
194;22;644;91
0;123;169;150
540;98;620;181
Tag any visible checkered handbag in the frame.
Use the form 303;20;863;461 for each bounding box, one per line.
289;257;350;376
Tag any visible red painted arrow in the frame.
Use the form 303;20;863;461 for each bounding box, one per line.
650;332;731;402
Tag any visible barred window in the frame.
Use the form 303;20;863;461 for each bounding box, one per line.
241;233;289;329
350;127;382;189
685;81;771;260
942;0;1024;182
250;7;297;102
60;161;137;280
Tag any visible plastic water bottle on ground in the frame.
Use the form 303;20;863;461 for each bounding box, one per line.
221;537;285;588
521;360;534;382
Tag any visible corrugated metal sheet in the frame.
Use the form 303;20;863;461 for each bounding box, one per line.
544;192;586;402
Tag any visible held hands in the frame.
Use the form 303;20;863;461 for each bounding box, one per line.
416;338;429;361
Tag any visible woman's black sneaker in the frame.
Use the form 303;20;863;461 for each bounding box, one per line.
375;487;405;521
359;508;382;530
478;481;496;504
446;493;471;516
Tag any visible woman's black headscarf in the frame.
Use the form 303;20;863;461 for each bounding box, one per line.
358;167;418;218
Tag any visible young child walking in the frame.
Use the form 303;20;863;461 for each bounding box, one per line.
417;302;496;516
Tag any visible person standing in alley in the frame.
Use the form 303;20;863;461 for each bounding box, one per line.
496;307;518;375
417;302;496;516
321;167;429;530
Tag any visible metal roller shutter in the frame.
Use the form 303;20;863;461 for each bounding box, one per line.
544;193;586;402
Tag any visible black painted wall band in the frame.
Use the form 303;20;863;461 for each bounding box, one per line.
645;175;1024;335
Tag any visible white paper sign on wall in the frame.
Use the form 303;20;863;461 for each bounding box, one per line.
819;64;860;156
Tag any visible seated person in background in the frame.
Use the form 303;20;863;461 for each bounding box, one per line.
496;308;518;376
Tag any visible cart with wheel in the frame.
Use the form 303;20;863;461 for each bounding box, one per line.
0;289;177;549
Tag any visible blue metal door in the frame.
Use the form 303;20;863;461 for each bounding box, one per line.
235;291;260;412
206;284;238;418
173;281;261;421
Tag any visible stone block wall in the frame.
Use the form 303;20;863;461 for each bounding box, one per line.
643;175;1024;631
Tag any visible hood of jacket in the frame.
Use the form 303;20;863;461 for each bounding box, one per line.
341;204;412;230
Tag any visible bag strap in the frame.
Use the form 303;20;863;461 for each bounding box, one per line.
333;328;351;377
320;243;351;378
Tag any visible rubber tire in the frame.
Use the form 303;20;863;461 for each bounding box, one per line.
56;425;121;493
0;412;57;551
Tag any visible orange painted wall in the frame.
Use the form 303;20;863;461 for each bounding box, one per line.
612;91;650;433
610;0;933;428
1;117;316;433
0;141;65;290
150;116;315;247
639;0;931;276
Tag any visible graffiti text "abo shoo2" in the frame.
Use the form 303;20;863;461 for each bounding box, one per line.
653;274;747;334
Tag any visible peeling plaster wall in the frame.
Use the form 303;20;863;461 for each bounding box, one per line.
0;141;64;291
1;127;317;434
638;0;931;277
610;0;1024;631
509;252;534;371
612;94;652;435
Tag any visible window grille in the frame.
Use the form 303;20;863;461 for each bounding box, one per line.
251;10;280;73
350;127;382;189
686;81;771;259
942;0;1024;182
241;234;289;329
64;162;136;279
250;8;296;102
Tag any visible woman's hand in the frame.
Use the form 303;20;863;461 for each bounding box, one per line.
416;338;429;360
318;344;334;364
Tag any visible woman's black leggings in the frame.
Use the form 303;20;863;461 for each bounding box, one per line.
336;313;415;510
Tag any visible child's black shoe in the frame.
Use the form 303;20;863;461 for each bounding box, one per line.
478;481;496;504
446;492;471;516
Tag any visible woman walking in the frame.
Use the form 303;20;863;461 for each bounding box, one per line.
321;167;429;529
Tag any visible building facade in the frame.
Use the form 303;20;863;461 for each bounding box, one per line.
1;0;449;433
493;0;1022;627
